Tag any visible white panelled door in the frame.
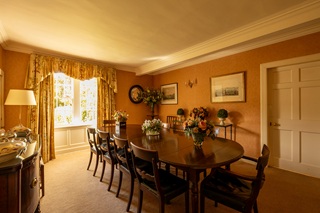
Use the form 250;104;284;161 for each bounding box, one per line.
268;60;320;178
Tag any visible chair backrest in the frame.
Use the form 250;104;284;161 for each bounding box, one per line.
130;142;161;193
166;116;178;128
103;120;116;127
97;130;112;153
113;135;133;173
87;128;99;150
251;144;270;199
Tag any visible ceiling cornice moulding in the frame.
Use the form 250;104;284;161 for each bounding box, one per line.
135;0;320;76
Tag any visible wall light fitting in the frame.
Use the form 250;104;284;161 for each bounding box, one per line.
185;78;197;88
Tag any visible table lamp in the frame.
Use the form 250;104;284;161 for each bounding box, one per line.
5;89;37;132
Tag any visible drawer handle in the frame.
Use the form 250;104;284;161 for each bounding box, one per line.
30;178;38;188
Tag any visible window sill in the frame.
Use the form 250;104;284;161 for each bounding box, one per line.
54;124;92;129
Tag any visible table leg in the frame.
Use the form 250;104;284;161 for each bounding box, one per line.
188;169;201;213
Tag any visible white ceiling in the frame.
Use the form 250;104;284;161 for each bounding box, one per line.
0;0;320;75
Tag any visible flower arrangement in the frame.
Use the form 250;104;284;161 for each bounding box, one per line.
189;107;209;120
183;118;215;146
141;119;163;135
138;88;163;107
113;110;129;122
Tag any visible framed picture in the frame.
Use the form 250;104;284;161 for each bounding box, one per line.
210;72;246;103
129;85;144;104
161;83;178;104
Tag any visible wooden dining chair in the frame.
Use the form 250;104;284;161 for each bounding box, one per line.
86;128;102;176
165;115;186;179
103;119;116;127
200;144;270;213
130;142;189;213
113;135;136;212
102;119;116;141
166;116;178;128
97;130;118;191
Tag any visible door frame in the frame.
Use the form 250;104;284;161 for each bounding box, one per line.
260;53;320;148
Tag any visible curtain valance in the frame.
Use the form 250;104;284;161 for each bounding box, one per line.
25;53;117;92
24;53;117;163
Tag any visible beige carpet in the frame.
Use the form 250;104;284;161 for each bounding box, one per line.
40;149;320;213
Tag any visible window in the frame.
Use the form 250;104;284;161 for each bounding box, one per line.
54;73;97;126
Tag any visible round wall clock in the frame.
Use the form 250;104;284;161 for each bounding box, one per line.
129;85;144;104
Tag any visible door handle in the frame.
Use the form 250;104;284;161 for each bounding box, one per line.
269;122;280;127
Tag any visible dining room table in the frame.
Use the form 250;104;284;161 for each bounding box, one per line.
100;124;244;213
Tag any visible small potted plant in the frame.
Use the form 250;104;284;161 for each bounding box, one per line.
217;109;228;125
177;108;185;121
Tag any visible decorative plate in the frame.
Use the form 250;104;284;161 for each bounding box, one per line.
129;85;144;104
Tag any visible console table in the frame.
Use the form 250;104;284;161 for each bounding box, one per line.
214;123;233;140
0;141;41;213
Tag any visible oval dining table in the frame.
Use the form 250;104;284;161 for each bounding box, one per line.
101;124;244;213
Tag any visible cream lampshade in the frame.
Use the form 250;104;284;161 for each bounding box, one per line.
5;89;37;131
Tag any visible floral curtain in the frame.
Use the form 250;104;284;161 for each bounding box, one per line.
25;54;117;163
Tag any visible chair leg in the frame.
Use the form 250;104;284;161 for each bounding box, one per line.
159;199;165;213
108;163;115;191
185;189;189;213
253;201;258;213
100;160;106;182
137;190;143;213
87;152;93;170
200;191;205;213
126;175;135;212
93;154;99;176
116;171;122;197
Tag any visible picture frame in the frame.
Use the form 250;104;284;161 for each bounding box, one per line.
128;85;144;104
210;72;246;103
161;83;178;104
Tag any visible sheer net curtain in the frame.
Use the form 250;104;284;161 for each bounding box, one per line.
25;54;117;163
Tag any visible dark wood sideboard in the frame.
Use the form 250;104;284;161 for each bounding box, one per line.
0;144;41;213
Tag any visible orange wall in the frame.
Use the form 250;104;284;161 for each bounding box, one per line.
2;32;320;157
152;32;320;156
115;70;154;124
3;51;30;129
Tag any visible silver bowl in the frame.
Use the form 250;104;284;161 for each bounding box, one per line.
0;140;26;164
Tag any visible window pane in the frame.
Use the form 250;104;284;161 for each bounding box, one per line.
80;78;97;123
54;73;74;125
54;73;97;126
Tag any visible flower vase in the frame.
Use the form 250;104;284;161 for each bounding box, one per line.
191;133;204;147
150;103;155;119
218;117;226;125
115;125;120;134
146;130;160;136
116;121;126;128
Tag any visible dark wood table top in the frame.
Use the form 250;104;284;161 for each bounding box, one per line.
102;124;244;213
130;126;243;170
106;124;244;170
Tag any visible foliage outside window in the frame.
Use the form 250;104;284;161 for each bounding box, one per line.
54;73;97;126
